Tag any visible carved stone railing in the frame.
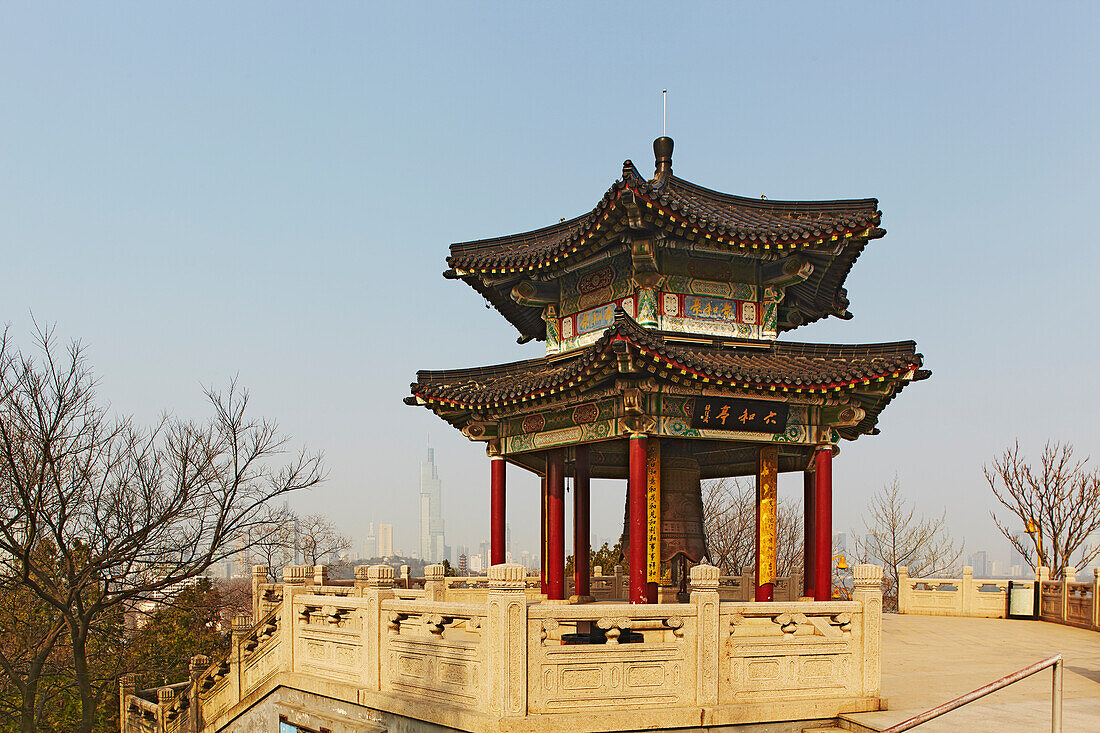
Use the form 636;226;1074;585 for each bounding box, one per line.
122;562;885;732
899;565;1100;631
897;566;1014;618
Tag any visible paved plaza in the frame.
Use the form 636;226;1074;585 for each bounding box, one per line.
845;615;1100;732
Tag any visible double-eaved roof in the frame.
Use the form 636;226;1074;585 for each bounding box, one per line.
445;148;885;342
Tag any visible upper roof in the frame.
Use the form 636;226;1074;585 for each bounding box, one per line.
408;309;928;441
445;138;885;341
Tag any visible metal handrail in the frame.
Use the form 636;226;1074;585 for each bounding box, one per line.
880;653;1063;732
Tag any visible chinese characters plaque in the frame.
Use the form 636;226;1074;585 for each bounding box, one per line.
690;397;789;433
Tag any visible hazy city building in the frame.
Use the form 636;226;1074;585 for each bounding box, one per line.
362;521;377;559
378;523;393;557
968;550;988;576
419;444;446;562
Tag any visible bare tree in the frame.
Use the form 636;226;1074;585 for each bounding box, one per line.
853;477;963;611
986;441;1100;578
0;567;69;733
0;326;324;733
702;477;803;580
297;513;351;566
245;506;298;582
702;477;756;574
776;497;804;581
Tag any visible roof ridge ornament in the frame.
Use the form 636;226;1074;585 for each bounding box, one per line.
651;136;673;187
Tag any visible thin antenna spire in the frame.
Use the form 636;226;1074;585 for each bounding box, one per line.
662;89;668;135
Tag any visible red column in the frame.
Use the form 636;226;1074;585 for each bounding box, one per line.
490;456;506;567
628;435;649;603
803;468;816;599
573;445;591;598
813;447;833;602
547;449;566;601
540;475;547;595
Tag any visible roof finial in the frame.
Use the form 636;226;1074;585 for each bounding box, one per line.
662;89;667;135
653;135;673;181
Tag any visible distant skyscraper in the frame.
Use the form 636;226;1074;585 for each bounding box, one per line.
478;540;490;573
378;523;393;557
362;521;377;559
968;550;988;577
419;444;446;562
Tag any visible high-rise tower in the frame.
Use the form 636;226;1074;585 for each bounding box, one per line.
419;443;446;562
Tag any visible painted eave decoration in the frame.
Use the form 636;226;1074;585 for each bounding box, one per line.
406;309;929;441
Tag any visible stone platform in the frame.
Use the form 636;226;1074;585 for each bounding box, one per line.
843;614;1100;732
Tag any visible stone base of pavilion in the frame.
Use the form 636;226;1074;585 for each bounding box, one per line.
121;563;886;733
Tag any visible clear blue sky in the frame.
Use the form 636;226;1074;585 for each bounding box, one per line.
3;3;1098;566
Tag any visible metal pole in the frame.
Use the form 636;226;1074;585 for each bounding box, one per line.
1052;657;1062;733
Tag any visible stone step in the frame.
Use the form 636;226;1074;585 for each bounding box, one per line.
802;727;847;733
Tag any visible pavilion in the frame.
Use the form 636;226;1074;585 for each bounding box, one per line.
406;137;929;605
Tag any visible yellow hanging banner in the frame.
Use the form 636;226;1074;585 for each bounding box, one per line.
646;439;662;583
757;446;778;587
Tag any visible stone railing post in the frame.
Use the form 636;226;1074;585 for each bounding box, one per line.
613;565;623;599
1062;566;1075;622
486;564;528;718
400;565;411;588
851;564;884;698
960;566;974;615
230;614;251;709
424;564;446;601
689;564;721;706
313;564;328;588
1092;568;1100;629
1037;566;1050;619
737;571;755;601
118;674;135;733
252;565;269;620
189;653;209;732
896;566;910;613
357;565;394;691
282;566;310;673
594;565;603;577
156;687;174;732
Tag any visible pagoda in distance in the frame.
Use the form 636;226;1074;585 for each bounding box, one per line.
407;136;929;606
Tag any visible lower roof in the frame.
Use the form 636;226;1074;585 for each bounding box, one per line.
407;310;929;441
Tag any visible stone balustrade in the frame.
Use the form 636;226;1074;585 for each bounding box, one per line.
124;562;884;733
898;565;1100;631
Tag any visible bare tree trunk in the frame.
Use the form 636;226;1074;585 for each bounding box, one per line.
68;622;96;733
